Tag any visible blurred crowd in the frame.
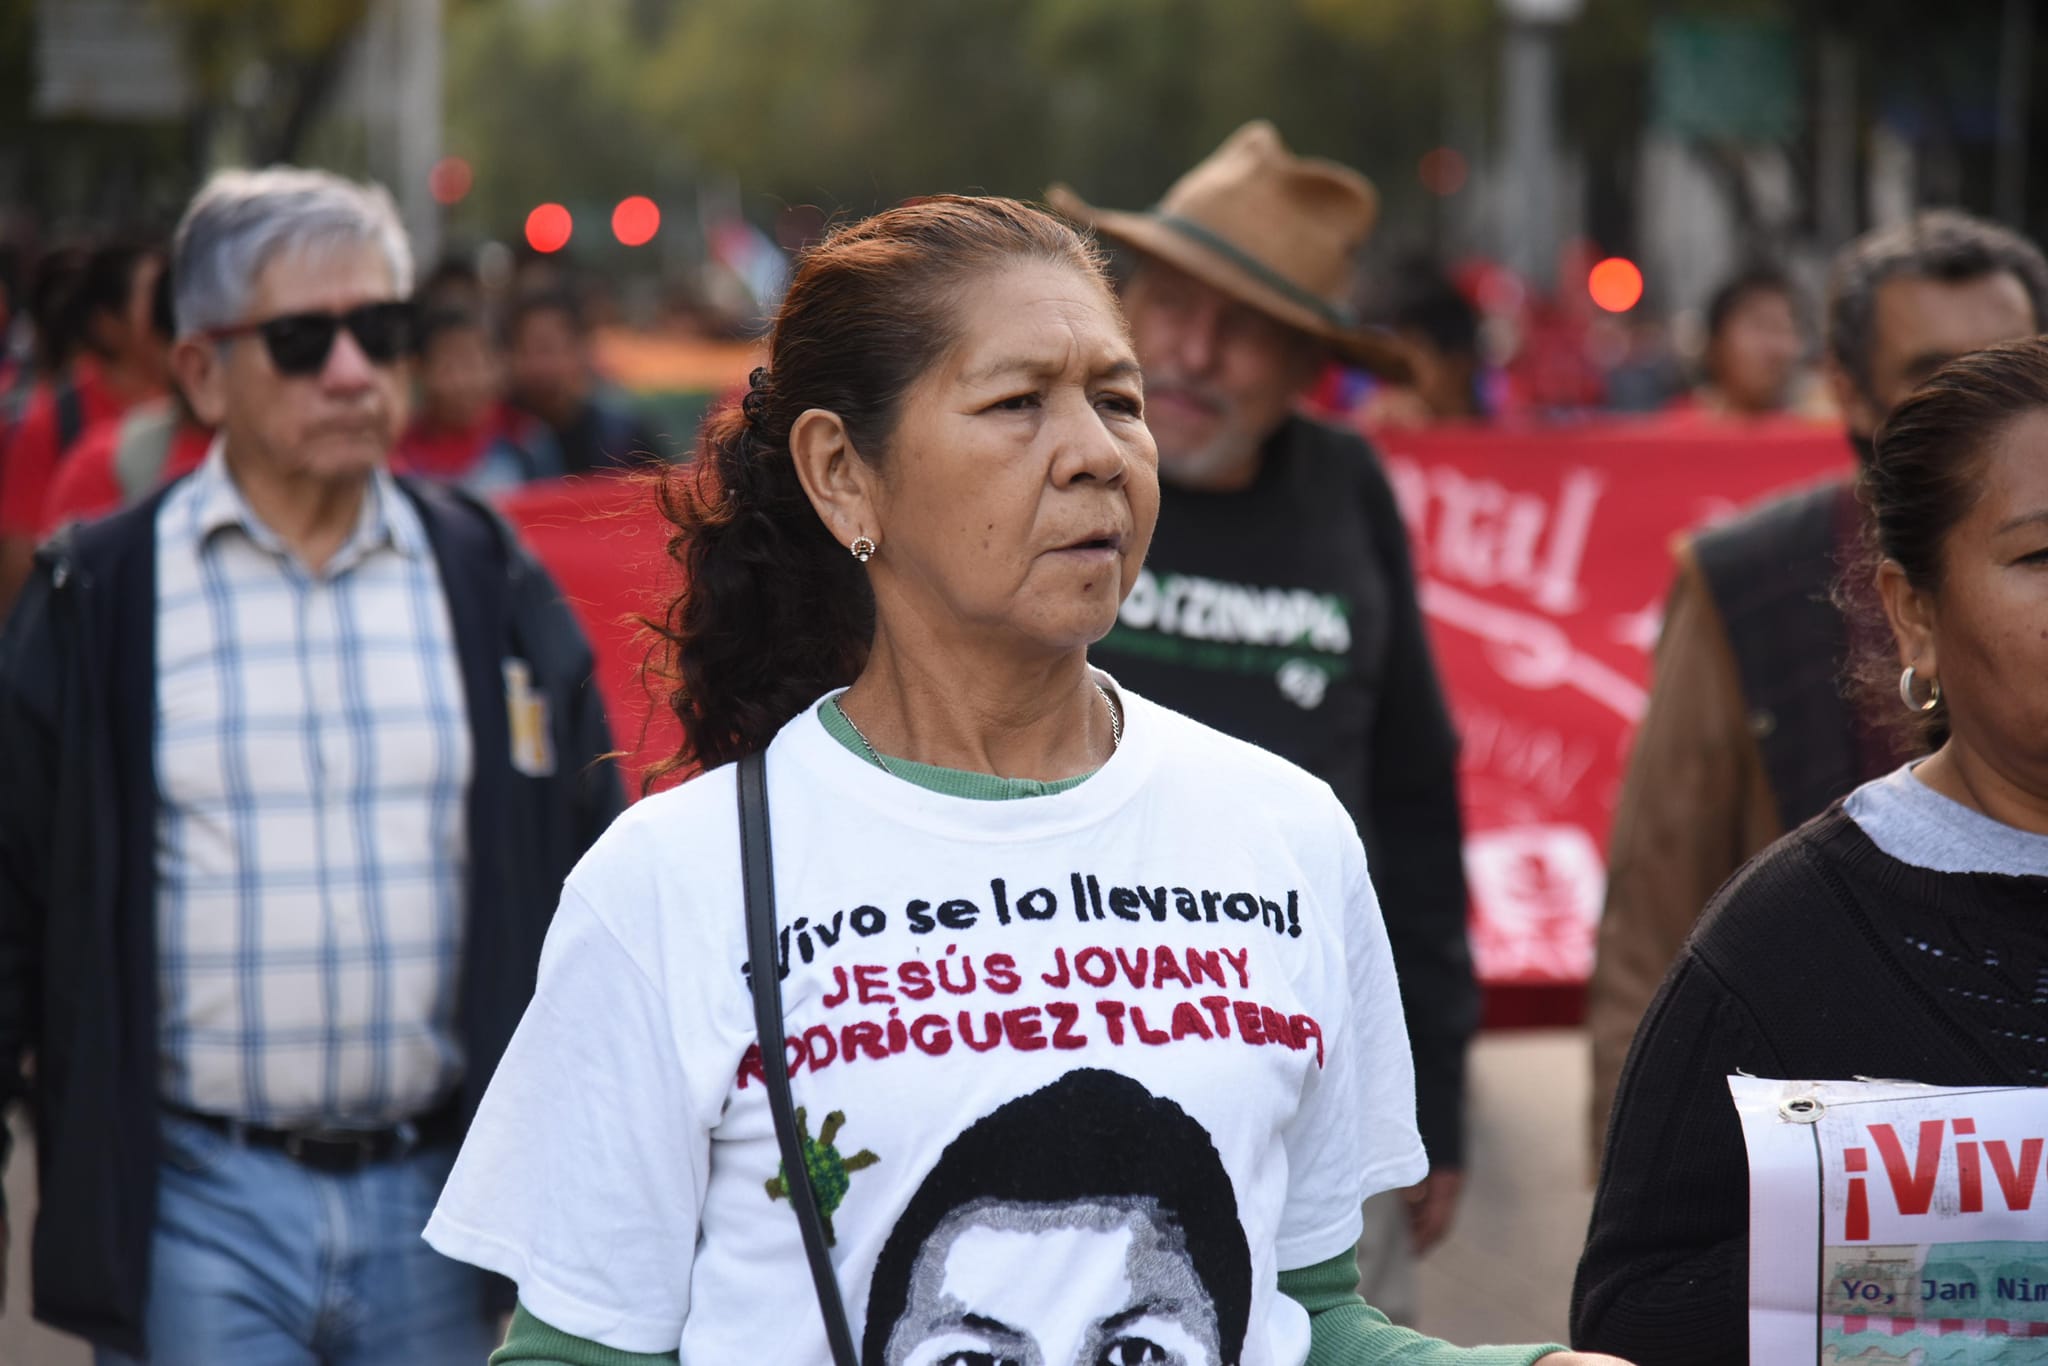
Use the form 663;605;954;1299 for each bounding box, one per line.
1312;256;1835;430
0;236;675;618
0;114;2044;1366
0;217;1855;604
0;207;1859;628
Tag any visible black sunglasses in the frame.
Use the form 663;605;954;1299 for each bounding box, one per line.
204;300;416;377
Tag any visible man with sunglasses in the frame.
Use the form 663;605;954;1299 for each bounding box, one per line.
0;166;624;1363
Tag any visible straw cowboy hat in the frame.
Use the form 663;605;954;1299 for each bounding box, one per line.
1049;120;1412;380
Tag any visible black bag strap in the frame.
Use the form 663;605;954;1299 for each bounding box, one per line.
738;750;861;1366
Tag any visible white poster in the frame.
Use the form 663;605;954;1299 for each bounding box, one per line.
1732;1076;2048;1364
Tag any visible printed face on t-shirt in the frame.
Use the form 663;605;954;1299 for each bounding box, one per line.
888;1197;1221;1366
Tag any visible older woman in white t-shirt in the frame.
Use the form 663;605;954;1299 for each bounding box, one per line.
426;195;1622;1366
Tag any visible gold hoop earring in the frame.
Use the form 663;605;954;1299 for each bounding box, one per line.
850;536;877;564
1898;664;1941;713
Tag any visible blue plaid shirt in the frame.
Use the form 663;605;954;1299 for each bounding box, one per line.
153;445;472;1126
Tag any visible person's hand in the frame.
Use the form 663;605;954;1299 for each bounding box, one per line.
1403;1167;1464;1254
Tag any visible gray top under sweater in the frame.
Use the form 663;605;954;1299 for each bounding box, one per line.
1845;761;2048;877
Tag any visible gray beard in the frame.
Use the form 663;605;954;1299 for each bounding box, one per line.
1154;425;1266;491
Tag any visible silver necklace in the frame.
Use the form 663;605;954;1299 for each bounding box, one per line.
841;684;1122;776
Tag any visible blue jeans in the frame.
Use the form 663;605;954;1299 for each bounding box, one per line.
94;1113;495;1366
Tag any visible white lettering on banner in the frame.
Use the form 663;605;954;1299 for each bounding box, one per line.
1460;705;1600;806
1383;457;1604;615
1118;571;1351;653
1610;598;1663;655
1420;579;1647;724
1463;825;1604;982
1380;455;1644;723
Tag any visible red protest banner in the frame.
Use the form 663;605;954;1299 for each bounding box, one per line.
1375;418;1849;994
495;473;684;793
499;418;1852;1001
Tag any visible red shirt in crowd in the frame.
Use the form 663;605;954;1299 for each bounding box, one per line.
38;406;212;535
395;403;562;489
0;361;126;536
396;412;498;481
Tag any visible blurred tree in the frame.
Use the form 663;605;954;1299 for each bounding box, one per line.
0;0;35;151
153;0;374;164
0;0;376;228
441;0;676;242
508;0;1516;246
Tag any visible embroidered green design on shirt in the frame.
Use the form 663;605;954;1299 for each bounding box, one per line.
763;1107;879;1246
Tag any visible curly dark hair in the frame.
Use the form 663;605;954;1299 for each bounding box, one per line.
643;195;1110;778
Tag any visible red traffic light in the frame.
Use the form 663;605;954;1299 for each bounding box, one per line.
612;196;661;248
525;203;573;255
1588;257;1644;313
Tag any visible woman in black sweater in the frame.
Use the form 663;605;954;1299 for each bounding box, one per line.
1573;337;2048;1363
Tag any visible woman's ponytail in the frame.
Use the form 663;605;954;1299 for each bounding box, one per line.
645;391;873;779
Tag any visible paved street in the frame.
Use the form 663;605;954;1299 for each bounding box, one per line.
1417;1029;1594;1349
0;1029;1596;1363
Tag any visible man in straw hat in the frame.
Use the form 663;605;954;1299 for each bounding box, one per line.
1052;120;1474;1323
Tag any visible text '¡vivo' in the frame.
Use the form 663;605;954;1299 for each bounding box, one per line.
1842;1117;2045;1241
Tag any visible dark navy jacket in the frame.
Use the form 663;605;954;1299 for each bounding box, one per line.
0;475;624;1355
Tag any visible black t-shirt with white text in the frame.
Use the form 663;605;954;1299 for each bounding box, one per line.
1097;418;1392;827
1092;412;1475;1167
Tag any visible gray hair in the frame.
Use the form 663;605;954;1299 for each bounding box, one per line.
171;166;413;336
1827;209;2048;395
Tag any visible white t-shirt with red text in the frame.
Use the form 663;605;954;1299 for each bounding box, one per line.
425;687;1426;1366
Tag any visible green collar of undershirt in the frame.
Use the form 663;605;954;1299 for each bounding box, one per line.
819;697;1098;801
